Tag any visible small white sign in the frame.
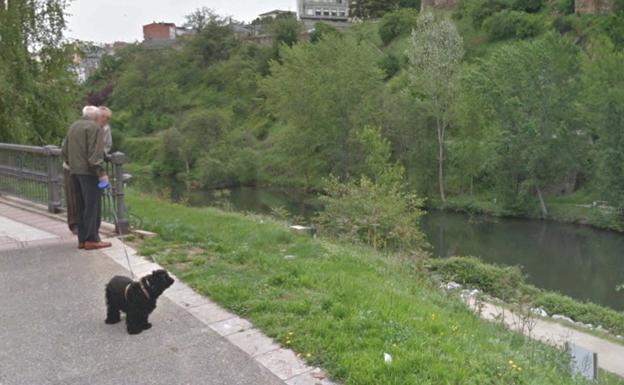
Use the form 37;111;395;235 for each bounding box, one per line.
567;343;597;380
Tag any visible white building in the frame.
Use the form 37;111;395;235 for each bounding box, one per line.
297;0;350;29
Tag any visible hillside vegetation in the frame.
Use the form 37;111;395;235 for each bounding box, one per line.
85;4;624;228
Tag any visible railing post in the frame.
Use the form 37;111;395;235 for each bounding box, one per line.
110;152;130;234
43;145;61;213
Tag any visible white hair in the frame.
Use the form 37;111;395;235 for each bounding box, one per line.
82;105;100;120
99;106;112;117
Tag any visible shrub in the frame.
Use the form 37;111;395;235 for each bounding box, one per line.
601;13;624;48
553;15;578;34
534;292;624;335
462;0;511;28
556;0;575;14
310;22;340;43
428;256;525;300
378;53;402;79
378;8;420;45
512;0;544;13
483;11;544;41
315;127;427;253
316;175;426;252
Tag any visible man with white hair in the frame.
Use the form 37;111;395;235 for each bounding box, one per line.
62;105;111;250
97;106;113;157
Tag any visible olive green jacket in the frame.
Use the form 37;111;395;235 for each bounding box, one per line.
61;117;106;176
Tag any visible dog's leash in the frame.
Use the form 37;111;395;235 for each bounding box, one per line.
102;187;135;279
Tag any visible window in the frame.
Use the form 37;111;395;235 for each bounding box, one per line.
323;8;330;15
315;8;322;16
331;8;337;16
307;8;314;15
339;10;346;17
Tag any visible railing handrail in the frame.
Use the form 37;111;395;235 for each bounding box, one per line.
0;142;129;234
0;143;61;155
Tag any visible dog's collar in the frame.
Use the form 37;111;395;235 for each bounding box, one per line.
124;281;151;301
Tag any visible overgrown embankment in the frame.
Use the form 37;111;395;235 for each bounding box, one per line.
126;190;623;385
428;257;624;337
434;194;624;233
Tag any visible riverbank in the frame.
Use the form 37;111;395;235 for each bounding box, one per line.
434;194;623;233
125;190;622;384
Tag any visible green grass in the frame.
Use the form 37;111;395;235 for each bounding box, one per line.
126;190;623;384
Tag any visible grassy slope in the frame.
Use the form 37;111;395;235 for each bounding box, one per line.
126;190;622;385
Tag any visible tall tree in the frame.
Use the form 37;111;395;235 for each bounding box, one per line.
262;36;385;187
406;13;464;202
582;38;624;213
0;0;77;144
465;33;583;216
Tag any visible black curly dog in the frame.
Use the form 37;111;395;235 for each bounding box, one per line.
105;270;174;335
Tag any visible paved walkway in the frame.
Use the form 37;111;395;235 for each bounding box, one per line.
467;298;624;377
0;200;334;385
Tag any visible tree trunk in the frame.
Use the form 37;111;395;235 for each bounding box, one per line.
536;185;548;219
437;119;446;202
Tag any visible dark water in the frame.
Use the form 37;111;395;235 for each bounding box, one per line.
185;186;321;220
182;186;624;311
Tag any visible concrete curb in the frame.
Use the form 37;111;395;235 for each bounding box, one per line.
101;237;337;385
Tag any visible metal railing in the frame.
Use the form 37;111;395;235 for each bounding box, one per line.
0;143;129;234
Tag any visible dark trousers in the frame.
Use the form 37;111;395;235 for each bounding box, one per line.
72;174;101;243
63;169;77;232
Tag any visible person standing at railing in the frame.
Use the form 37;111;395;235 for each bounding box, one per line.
62;151;78;235
61;106;112;250
96;106;113;235
61;107;112;235
98;106;113;158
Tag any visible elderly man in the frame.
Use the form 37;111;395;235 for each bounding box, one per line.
62;106;111;250
98;106;113;157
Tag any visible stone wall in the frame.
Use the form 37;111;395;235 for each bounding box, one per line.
421;0;458;10
575;0;614;14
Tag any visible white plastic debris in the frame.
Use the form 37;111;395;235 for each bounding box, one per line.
460;289;480;299
552;314;574;324
530;307;548;317
283;255;296;260
384;353;392;364
445;281;462;290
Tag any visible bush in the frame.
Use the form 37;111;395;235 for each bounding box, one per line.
315;127;427;253
512;0;544;13
533;292;624;335
428;256;525;300
195;145;258;189
601;13;624;48
316;175;426;252
553;15;578;34
483;11;544;41
378;8;419;45
310;22;340;43
457;0;511;28
378;53;402;79
556;0;575;14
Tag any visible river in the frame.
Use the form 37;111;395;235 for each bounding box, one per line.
177;186;624;311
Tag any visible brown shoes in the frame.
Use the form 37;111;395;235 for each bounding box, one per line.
78;243;85;249
84;241;112;250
